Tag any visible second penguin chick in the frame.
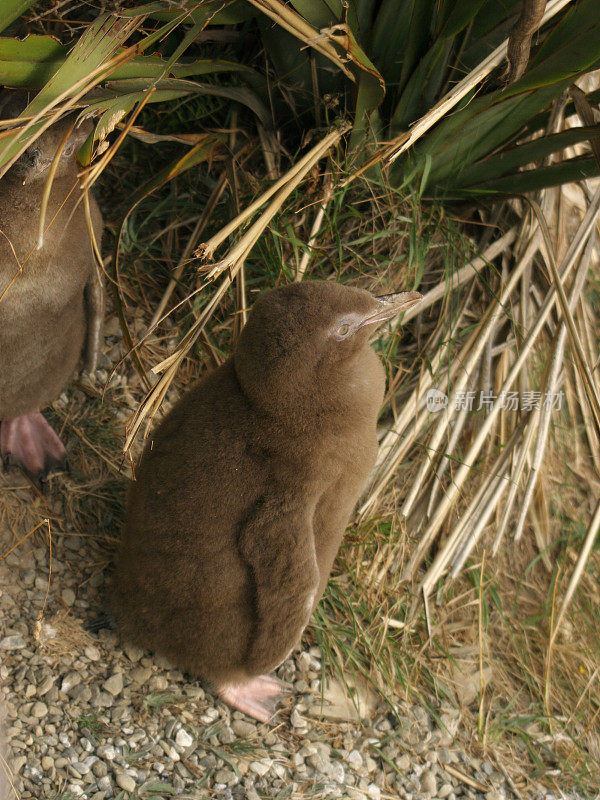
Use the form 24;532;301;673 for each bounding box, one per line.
0;95;104;484
115;280;421;722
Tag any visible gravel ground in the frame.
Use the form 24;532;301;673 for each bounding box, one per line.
0;503;526;800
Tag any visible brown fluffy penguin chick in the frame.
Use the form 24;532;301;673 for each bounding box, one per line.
115;281;422;722
0;99;104;485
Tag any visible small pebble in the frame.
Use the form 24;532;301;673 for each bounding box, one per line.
396;753;411;771
115;770;136;793
250;759;272;777
175;728;193;748
232;719;256;738
31;701;48;718
420;769;437;795
61;588;76;606
0;635;26;650
85;645;101;661
103;673;124;697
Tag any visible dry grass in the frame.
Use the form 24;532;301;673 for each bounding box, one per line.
2;41;600;800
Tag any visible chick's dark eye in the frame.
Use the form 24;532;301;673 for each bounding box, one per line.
336;323;350;337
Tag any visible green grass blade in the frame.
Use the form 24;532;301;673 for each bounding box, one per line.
392;0;489;131
413;82;570;189
0;14;142;170
368;0;415;90
0;0;37;33
504;0;600;96
290;0;359;32
398;0;436;94
0;32;252;90
391;39;453;132
102;78;272;127
0;35;67;88
130;0;256;24
436;0;488;39
458;155;600;195
453;126;600;188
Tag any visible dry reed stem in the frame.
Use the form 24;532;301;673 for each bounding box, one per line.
419;417;527;592
360;309;487;518
244;0;354;80
148;171;228;331
426;403;470;517
401;231;541;518
548;497;600;649
451;470;512;577
361;230;517;516
513;237;594;543
530;197;600;436
491;415;539;555
197;125;348;263
543;495;600;724
577;299;600;472
295;171;334;281
202;126;349;281
409;187;600;589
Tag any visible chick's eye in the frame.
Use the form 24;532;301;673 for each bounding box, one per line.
336;322;350;337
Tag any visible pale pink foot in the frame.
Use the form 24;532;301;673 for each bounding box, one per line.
1;412;68;485
216;674;285;723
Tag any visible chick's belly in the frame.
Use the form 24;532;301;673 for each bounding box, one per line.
0;296;85;417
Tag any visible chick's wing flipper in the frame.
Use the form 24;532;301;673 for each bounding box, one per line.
83;271;104;374
237;492;319;675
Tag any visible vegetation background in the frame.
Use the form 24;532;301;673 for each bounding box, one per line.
2;0;600;795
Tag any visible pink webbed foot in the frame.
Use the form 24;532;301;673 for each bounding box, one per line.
1;412;68;486
216;674;286;723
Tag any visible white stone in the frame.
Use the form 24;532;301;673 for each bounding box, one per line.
250;759;272;777
103;673;123;696
175;728;193;749
97;744;116;761
0;635;25;650
84;645;100;661
61;671;82;694
420;769;437;795
396;753;411;771
290;708;306;728
37;675;54;696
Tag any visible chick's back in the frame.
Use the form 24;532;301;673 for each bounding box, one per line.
116;360;270;680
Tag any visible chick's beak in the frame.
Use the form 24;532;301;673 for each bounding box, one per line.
359;291;423;328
